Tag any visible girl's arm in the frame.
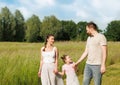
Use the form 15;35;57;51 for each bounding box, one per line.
58;70;65;76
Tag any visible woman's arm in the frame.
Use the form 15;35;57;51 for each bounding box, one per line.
54;47;59;73
38;47;44;77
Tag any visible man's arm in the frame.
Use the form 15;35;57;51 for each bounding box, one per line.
75;47;88;66
101;45;107;74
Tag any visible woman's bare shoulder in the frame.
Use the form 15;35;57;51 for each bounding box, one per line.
41;47;45;51
53;46;57;50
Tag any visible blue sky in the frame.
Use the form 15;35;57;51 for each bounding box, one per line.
0;0;120;29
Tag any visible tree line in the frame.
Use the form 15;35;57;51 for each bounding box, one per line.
0;7;120;42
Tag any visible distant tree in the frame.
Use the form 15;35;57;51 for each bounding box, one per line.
58;20;77;40
104;20;120;41
55;26;70;41
0;14;3;41
67;20;77;40
0;7;16;41
77;21;87;41
41;15;61;40
26;15;41;42
14;10;25;41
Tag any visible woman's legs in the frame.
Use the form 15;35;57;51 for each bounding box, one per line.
41;63;56;85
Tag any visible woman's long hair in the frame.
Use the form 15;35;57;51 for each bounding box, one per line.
43;34;54;51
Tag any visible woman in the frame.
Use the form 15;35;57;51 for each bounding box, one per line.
38;34;64;85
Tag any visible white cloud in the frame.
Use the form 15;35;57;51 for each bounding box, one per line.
0;0;120;29
0;2;6;8
18;0;55;9
91;0;120;16
18;7;32;19
0;2;18;14
90;0;120;28
70;0;120;29
60;0;90;18
91;0;102;9
16;0;56;19
76;10;89;18
35;0;55;7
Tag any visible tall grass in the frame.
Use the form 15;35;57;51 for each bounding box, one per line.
106;42;120;65
0;42;120;85
0;42;41;85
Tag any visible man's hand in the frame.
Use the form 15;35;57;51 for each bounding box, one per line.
101;64;106;74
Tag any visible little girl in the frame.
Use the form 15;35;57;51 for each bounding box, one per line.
57;55;80;85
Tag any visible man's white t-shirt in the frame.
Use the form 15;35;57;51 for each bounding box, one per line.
86;33;107;65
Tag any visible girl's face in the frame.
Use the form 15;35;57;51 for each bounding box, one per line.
65;56;72;63
47;36;54;45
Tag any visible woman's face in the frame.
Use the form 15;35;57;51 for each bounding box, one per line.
47;36;55;45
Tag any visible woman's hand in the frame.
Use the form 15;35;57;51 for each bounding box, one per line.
53;68;58;74
38;71;41;77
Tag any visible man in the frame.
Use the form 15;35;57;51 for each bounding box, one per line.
75;22;107;85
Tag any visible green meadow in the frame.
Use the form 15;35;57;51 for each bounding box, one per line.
0;42;120;85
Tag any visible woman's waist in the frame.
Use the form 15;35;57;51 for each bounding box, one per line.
43;58;55;63
42;62;56;67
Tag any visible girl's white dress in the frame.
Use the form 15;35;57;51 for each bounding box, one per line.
62;62;80;85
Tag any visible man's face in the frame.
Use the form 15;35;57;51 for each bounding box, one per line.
86;26;92;36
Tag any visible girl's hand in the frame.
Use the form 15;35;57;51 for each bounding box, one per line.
72;63;75;67
72;63;78;69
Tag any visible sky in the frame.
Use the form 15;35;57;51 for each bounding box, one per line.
0;0;120;29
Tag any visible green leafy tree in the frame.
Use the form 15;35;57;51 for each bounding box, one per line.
1;7;16;41
41;15;61;40
0;14;3;41
58;20;77;40
77;21;87;41
104;20;120;41
55;27;70;41
66;20;77;40
14;10;25;41
25;14;41;42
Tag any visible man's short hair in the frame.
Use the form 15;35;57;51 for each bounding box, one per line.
87;21;98;31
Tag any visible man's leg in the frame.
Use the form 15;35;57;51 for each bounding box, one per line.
92;65;102;85
83;64;92;85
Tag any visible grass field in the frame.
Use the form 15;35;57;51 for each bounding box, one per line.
0;41;120;85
